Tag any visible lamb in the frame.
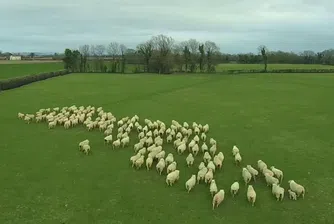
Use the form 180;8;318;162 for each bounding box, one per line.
264;173;279;186
212;189;225;210
166;170;180;186
167;161;177;174
230;181;240;197
234;153;242;165
192;144;199;156
79;139;89;150
156;158;166;175
186;153;194;166
270;166;284;182
185;174;196;193
146;156;153;170
247;185;256;206
207;161;216;173
197;167;208;183
272;183;285;201
201;142;208;153
165;153;174;165
288;189;297;200
246;165;259;181
257;160;268;172
104;135;113;144
198;162;205;170
242;168;252;185
213;155;222;169
201;132;206;141
134;155;145;169
203;152;212;163
210;179;218;196
288;180;305;198
202;124;209;133
209;145;217;156
121;136;130;147
232;145;239;156
112;139;121;149
205;168;214;184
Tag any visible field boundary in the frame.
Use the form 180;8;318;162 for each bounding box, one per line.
0;70;70;92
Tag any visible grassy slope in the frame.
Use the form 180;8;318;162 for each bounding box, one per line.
0;73;333;224
0;62;64;80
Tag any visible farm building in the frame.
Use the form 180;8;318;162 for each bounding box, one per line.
9;55;22;60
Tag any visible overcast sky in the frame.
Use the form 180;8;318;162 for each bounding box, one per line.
0;0;333;54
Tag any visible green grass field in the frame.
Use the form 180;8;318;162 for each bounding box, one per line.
0;62;64;80
0;73;333;224
216;63;334;71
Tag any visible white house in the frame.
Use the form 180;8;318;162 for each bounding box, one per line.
9;55;22;60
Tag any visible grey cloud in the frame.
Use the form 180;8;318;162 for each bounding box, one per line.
0;0;333;53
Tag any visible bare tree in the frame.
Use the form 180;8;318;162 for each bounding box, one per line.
204;41;220;72
198;43;205;72
258;45;268;72
107;42;120;58
79;44;90;72
152;34;174;74
187;39;199;72
136;40;154;72
95;45;105;56
120;44;127;73
173;42;184;72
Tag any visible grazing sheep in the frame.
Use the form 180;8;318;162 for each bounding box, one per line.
198;162;205;170
146;157;153;170
201;142;208;153
207;161;216;173
230;181;240;197
242;168;252;185
197;167;208;183
192;144;199;156
177;143;187;154
272;183;285;201
247;185;256;206
262;168;274;177
217;152;224;162
288;189;297;200
82;144;91;155
134;155;145;169
112;139;121;149
185;174;196;193
213;155;222;169
186;153;194;167
246;165;259;181
130;153;141;167
205;168;214;184
270;166;284;182
288;180;305;198
264;173;279;186
165;153;174;165
203;152;212;163
210;179;218;196
121;136;130;147
79;139;89;150
234;153;242;165
257;160;267;172
166;135;173;143
167;161;177;174
232;145;239;156
212;189;225;210
156;158;166;175
166;170;180;186
104;135;113;144
155;150;166;161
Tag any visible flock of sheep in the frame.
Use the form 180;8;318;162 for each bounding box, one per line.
18;105;306;210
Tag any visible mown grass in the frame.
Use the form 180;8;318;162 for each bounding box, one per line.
0;73;333;224
0;62;64;80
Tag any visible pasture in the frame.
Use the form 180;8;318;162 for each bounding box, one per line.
0;73;333;224
0;61;64;80
216;63;334;71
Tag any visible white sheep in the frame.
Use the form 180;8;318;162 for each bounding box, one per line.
156;158;166;175
121;136;130;147
213;155;222;169
82;144;91;155
146;156;153;170
247;185;256;206
186;153;194;167
205;168;214;184
194;127;200;135
166;170;180;186
134;155;145;169
165;153;174;165
257;160;267;172
201;142;208;153
177;143;187;154
246;165;259;181
198;162;205;170
234;152;242;165
185;174;196;193
167;161;177;174
212;189;225;210
202;124;209;133
242;168;252;185
188;140;196;150
264;173;279;186
192;144;199;156
209;145;217;156
263;168;274;177
138;147;146;155
79;139;89;150
232;145;239;156
270;166;284;182
18;112;25;119
207;161;216;173
112;139;121;149
288;189;297;200
209;138;216;145
134;142;144;152
288;180;305;198
203;152;212;163
197;167;208;183
272;183;285;201
201;132;206;141
217;152;224;162
155;150;165;160
104;135;113;144
130;153;141;167
210;179;218;196
166;135;173;143
230;181;240;197
176;132;182;139
183;122;189;129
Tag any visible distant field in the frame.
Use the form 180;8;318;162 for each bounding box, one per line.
0;73;333;223
216;63;334;71
0;60;62;64
0;62;64;80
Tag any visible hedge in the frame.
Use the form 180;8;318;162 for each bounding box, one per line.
226;69;334;74
0;70;70;92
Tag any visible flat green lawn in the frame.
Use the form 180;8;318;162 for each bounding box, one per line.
216;63;334;71
0;62;64;80
0;73;333;224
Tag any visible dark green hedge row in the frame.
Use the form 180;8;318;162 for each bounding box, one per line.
226;69;334;74
0;70;70;91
